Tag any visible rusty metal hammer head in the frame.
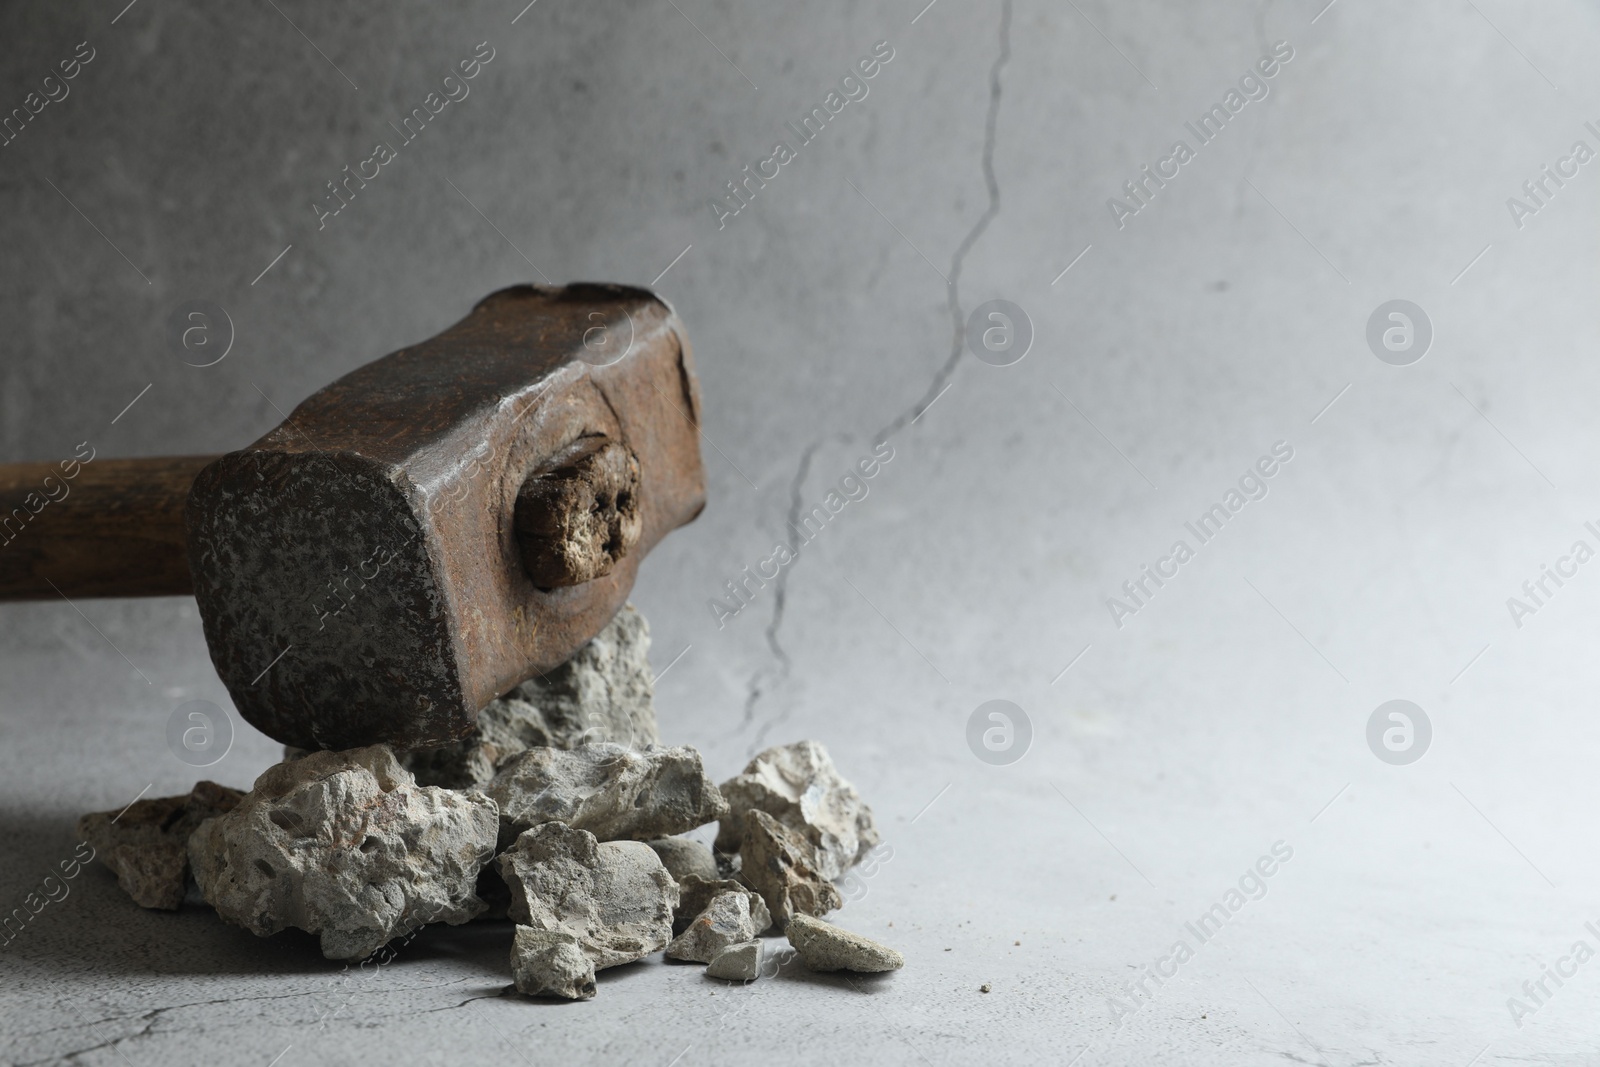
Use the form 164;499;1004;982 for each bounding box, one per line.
184;283;706;751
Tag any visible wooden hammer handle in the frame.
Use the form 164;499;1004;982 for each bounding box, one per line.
0;455;215;601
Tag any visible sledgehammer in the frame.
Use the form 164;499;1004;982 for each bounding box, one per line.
0;284;706;751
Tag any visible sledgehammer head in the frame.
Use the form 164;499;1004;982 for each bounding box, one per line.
185;284;706;751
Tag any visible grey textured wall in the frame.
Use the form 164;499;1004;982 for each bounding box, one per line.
6;0;1600;1063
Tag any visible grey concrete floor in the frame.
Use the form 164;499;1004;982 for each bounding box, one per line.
5;0;1600;1062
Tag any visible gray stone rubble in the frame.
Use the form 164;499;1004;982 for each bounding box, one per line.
188;745;498;960
665;890;760;964
715;740;879;881
737;809;842;925
77;781;243;910
498;821;677;971
511;926;598;1000
705;940;762;981
784;914;904;973
486;743;726;847
79;604;900;997
673;874;771;937
647;836;719;884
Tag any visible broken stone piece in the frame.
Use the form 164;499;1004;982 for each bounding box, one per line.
714;740;879;881
785;914;904;973
76;781;244;910
487;743;726;847
674;875;771;937
648;836;719;884
499;822;677;970
706;940;762;981
394;604;660;788
511;927;597;1000
737;810;842;925
189;746;498;961
666;891;759;964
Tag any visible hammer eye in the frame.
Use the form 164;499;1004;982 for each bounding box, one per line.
513;440;643;589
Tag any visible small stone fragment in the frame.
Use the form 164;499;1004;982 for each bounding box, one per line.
785;914;904;973
666;891;758;964
648;836;719;884
487;743;726;847
393;604;660;788
499;822;677;970
980;983;992;993
511;927;597;1000
77;781;244;910
715;740;879;880
674;875;771;936
189;746;498;961
706;940;762;982
738;810;841;925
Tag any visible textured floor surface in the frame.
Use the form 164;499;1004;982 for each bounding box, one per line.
5;0;1600;1063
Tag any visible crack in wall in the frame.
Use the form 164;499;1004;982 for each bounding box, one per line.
873;0;1012;447
742;436;824;754
737;0;1014;753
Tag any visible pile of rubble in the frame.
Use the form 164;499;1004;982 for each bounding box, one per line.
77;606;901;999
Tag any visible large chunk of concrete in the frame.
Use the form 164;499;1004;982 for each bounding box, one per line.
785;914;904;973
189;746;499;960
395;603;661;788
498;822;677;970
77;781;244;910
487;743;726;846
714;740;879;880
737;810;842;925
